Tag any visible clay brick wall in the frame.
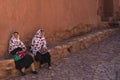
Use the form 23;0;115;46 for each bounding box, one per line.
0;0;119;58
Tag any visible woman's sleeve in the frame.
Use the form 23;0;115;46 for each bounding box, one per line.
31;38;37;50
9;39;15;53
19;40;26;48
32;38;35;45
43;38;47;49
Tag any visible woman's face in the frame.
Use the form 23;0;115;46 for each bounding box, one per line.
14;33;19;39
39;31;45;37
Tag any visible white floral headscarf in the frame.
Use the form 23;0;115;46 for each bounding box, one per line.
31;29;47;55
9;32;25;53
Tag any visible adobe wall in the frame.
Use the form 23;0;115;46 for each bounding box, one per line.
0;0;100;58
114;0;119;16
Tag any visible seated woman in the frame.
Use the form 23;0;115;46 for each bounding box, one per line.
9;32;37;76
31;29;52;69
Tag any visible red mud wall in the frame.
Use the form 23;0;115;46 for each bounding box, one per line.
114;0;119;15
0;0;99;58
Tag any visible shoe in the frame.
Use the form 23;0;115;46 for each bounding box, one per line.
31;71;38;74
19;70;26;76
20;72;26;76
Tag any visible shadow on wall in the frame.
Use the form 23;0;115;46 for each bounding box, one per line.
46;23;109;45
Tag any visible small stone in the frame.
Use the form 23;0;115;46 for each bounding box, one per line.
55;46;62;49
32;76;36;79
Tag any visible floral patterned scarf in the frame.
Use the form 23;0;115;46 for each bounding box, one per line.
31;29;47;55
9;32;25;54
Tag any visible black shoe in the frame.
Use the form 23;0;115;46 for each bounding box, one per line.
20;72;26;76
19;70;26;76
31;71;38;74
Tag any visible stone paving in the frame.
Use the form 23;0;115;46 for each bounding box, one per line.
7;32;120;80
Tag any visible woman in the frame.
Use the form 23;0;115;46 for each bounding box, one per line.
9;32;37;76
31;29;52;69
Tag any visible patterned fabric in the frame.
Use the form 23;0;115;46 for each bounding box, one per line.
31;29;47;55
14;51;25;61
9;33;25;53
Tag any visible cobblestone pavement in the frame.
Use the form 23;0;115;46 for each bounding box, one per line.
8;33;120;80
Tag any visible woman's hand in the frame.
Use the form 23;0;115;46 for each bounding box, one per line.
22;47;26;51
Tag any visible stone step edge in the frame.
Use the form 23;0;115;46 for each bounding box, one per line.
49;28;119;62
0;28;119;79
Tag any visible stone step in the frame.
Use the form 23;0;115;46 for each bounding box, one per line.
49;28;119;62
0;28;119;80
